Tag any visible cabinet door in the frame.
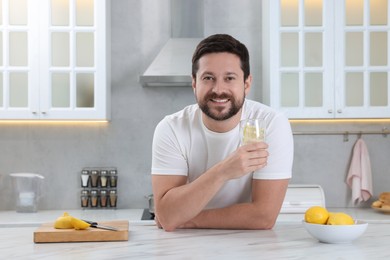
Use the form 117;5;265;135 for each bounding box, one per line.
0;0;109;120
268;0;334;119
0;0;40;119
335;0;390;118
265;0;390;119
40;0;110;120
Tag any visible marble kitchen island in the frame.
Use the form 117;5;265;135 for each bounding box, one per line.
1;208;389;259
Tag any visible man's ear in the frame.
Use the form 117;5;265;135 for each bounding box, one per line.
192;77;196;93
244;75;252;94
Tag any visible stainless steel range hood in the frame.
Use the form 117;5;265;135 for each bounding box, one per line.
140;38;202;87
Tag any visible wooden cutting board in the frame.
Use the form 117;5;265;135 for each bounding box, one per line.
34;220;129;243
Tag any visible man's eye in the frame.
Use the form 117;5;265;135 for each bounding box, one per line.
203;76;213;81
226;77;235;81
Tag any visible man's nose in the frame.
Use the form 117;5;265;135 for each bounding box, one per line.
212;79;225;93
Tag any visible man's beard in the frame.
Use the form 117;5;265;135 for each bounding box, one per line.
197;92;245;121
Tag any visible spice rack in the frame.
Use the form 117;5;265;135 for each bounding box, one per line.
80;167;118;209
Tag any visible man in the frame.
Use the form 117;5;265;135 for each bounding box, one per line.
151;34;293;231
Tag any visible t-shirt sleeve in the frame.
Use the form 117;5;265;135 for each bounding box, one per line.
252;113;294;180
151;118;188;176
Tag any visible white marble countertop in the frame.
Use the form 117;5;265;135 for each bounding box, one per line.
1;208;390;259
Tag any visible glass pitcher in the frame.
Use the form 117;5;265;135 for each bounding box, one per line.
9;173;45;213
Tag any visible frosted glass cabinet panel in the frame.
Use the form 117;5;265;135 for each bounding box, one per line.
76;0;94;26
345;32;363;66
370;72;388;106
51;32;70;67
9;0;27;25
370;0;387;25
51;73;70;108
281;73;299;107
305;0;323;26
9;73;28;107
346;0;364;25
9;32;28;66
76;33;94;67
51;0;69;26
281;33;299;66
370;32;387;66
305;33;322;67
281;0;299;26
76;73;94;108
0;0;110;120
264;0;390;118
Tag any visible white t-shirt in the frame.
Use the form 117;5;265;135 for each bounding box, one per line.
151;99;294;209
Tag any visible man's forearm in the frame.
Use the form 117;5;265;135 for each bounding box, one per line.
181;202;279;230
155;165;227;231
180;179;289;230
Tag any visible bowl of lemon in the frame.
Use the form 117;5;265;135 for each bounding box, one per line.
302;206;368;244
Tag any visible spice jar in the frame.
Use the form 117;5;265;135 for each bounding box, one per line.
81;170;90;187
100;190;108;207
90;170;99;187
90;190;98;207
81;190;89;208
109;170;117;187
100;170;108;188
109;190;117;207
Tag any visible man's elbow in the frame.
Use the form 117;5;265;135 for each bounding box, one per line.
251;215;277;230
155;211;180;232
160;221;178;232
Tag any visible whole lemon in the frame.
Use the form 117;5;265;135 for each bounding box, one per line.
304;206;329;224
326;212;354;225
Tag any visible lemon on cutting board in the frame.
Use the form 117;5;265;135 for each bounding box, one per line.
70;217;91;230
54;212;74;229
54;212;91;230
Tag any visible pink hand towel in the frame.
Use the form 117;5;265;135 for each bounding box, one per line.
346;138;373;204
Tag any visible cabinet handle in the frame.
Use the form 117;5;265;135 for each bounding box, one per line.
41;111;47;114
32;111;38;114
337;109;342;113
328;109;333;113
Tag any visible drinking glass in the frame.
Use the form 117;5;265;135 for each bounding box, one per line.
239;118;266;145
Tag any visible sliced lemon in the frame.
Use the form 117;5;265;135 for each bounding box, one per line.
54;212;74;229
70;217;91;230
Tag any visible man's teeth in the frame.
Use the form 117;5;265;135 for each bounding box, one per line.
211;99;228;103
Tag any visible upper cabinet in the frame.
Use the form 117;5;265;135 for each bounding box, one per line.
0;0;110;120
262;0;389;119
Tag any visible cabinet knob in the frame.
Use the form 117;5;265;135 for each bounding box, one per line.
328;109;333;113
41;111;47;114
337;109;342;113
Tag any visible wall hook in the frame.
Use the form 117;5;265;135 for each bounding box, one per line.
343;131;349;142
383;127;388;138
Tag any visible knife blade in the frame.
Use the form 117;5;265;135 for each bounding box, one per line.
82;220;119;231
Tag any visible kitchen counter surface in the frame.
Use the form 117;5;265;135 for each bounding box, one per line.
1;208;389;259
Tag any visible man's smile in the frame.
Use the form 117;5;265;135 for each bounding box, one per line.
210;98;229;103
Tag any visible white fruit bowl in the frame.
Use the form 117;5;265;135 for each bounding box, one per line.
302;220;368;244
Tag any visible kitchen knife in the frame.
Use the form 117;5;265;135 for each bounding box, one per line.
82;220;119;231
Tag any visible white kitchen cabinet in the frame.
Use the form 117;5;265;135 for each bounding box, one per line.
0;0;110;120
262;0;390;119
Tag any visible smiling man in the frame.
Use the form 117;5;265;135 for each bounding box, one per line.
151;34;294;231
